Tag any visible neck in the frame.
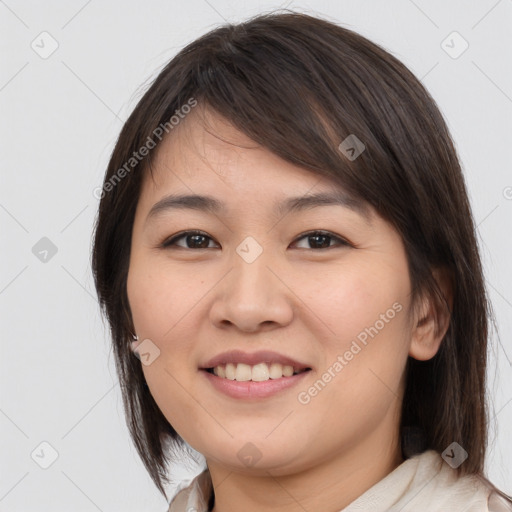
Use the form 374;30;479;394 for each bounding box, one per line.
208;429;403;512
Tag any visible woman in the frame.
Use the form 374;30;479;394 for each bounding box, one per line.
91;11;512;511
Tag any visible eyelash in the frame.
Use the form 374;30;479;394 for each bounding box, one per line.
160;230;351;250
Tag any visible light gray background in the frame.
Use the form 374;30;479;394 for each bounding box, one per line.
1;0;511;510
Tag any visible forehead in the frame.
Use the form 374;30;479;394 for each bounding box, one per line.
139;107;374;225
149;106;298;185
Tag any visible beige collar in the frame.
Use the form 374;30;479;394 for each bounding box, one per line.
168;450;509;511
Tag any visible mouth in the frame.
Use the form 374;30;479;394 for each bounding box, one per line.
199;350;313;399
203;362;311;382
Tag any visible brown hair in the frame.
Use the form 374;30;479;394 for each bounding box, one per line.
91;10;510;503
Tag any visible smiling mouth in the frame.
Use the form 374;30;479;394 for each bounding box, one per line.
204;362;311;382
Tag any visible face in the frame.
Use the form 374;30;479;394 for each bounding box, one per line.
127;107;416;476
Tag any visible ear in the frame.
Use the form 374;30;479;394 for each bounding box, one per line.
409;266;454;361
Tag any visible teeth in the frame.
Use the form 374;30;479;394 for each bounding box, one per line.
213;365;226;378
235;363;252;382
225;363;236;380
211;362;304;381
252;363;269;382
282;365;294;377
269;362;284;379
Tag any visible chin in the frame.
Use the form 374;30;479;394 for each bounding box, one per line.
200;436;308;474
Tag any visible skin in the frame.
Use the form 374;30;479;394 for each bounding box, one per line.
127;106;452;512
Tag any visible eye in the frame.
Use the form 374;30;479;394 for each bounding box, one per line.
160;230;351;250
292;230;351;250
161;230;219;249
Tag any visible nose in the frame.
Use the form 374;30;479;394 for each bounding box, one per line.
209;242;294;333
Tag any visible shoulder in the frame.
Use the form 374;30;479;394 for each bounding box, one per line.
167;469;213;512
343;450;512;512
488;491;512;512
405;450;512;512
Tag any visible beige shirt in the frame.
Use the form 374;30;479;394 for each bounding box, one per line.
167;450;511;511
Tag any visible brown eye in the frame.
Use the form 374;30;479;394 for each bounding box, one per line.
161;230;218;249
160;230;350;251
292;231;350;250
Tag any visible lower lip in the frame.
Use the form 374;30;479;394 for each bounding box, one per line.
201;369;311;399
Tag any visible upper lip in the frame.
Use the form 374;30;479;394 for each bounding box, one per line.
200;350;311;370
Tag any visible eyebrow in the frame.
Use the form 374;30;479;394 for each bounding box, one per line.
145;191;372;225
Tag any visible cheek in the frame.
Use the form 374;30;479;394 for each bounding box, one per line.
127;256;204;342
127;260;209;439
303;262;411;411
295;306;409;456
306;262;407;344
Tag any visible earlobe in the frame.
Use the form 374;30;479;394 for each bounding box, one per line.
409;266;454;361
